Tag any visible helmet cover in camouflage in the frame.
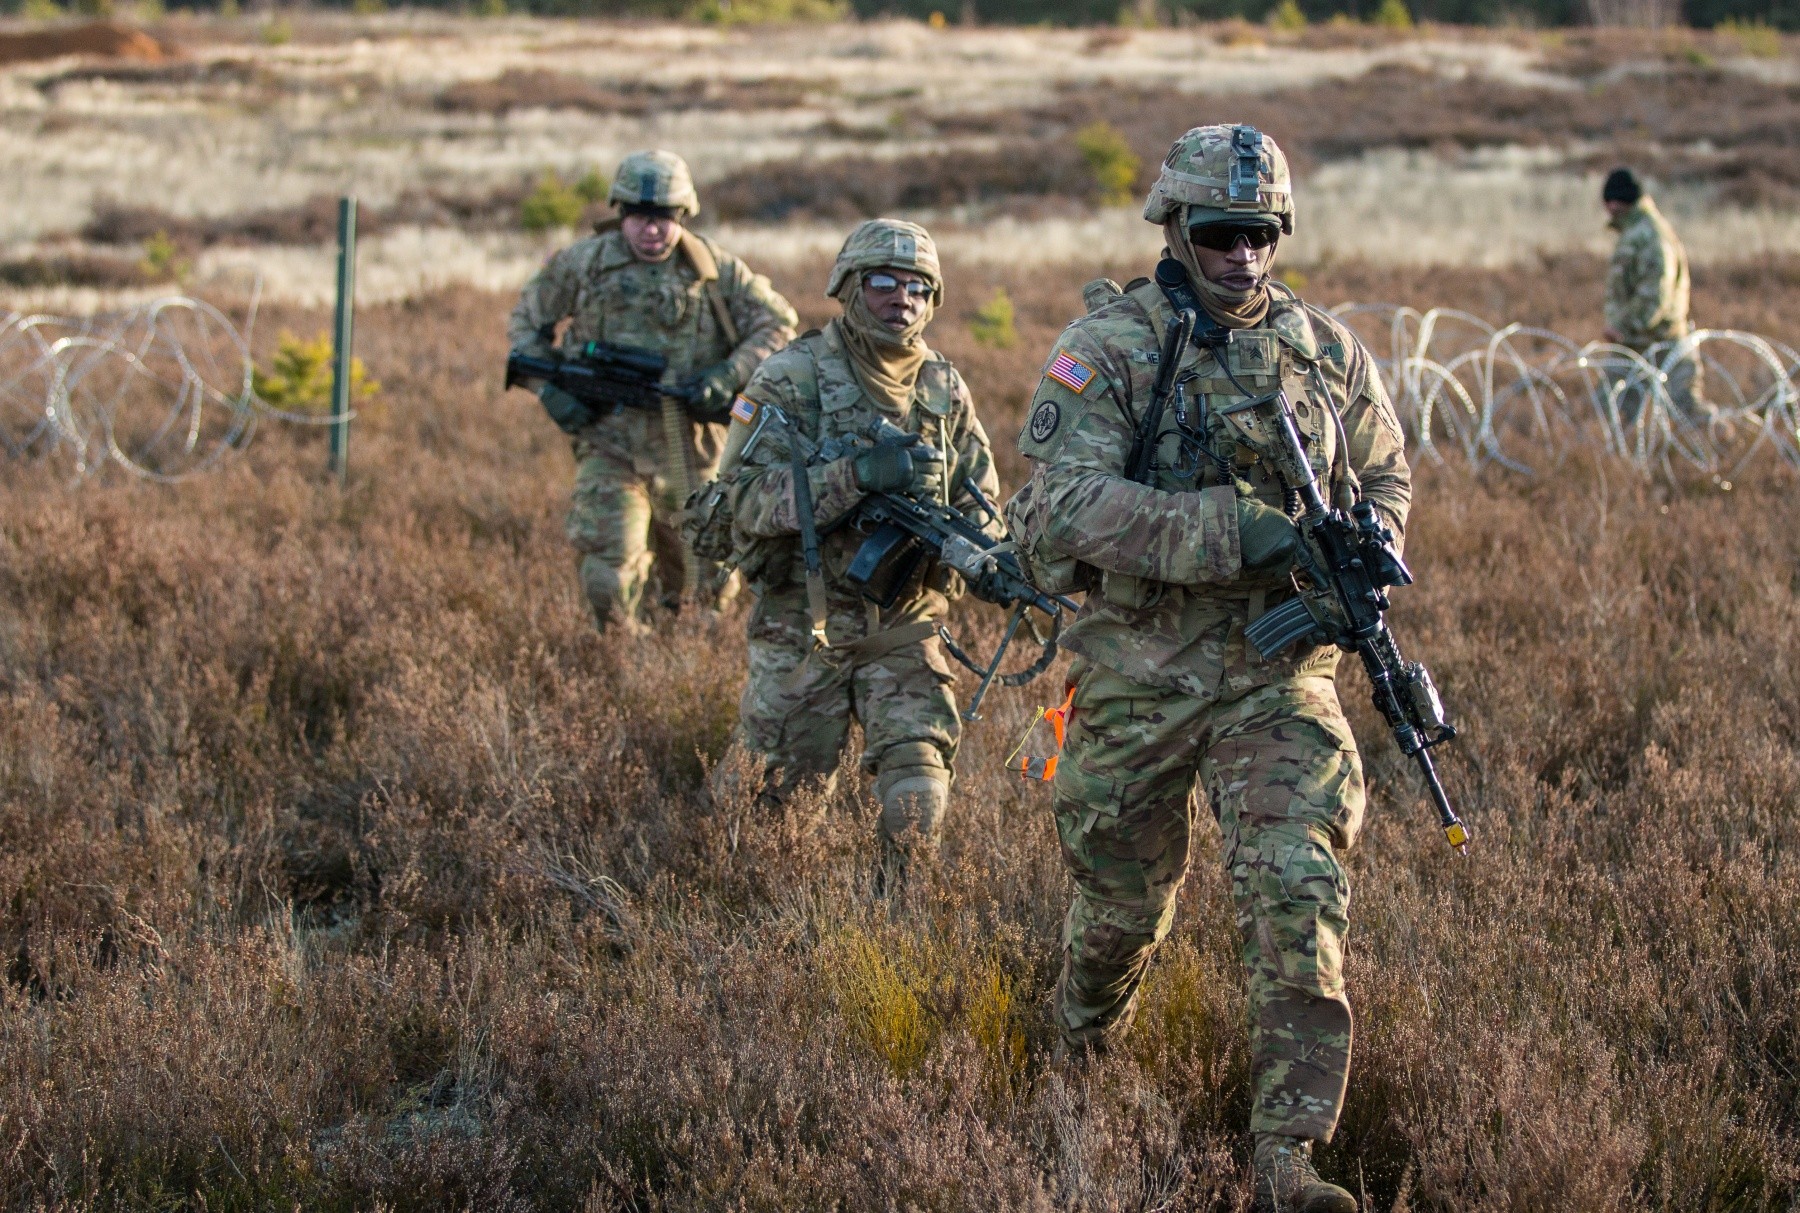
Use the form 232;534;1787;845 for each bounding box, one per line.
1143;124;1295;236
825;218;943;303
608;149;700;216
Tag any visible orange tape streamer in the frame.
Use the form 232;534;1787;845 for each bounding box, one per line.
1006;684;1076;782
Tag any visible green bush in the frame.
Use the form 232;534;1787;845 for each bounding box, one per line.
1716;16;1781;55
1075;121;1141;208
520;171;585;233
1373;0;1414;28
253;331;379;417
138;230;189;283
969;288;1018;349
573;167;609;205
1266;0;1306;30
690;0;849;23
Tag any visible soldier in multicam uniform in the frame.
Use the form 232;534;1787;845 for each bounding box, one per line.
1602;166;1706;422
717;219;1001;867
1005;126;1410;1213
508;150;798;632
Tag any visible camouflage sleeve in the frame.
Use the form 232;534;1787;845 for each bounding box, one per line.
1603;239;1632;338
1020;325;1239;585
1338;337;1414;550
945;370;1004;539
725;354;862;540
506;244;583;355
717;252;800;385
1605;223;1671;343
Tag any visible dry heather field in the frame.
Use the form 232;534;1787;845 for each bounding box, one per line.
4;13;1800;1213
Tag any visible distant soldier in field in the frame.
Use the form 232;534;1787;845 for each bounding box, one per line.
1602;166;1706;422
1004;125;1410;1213
508;149;798;632
716;219;1001;869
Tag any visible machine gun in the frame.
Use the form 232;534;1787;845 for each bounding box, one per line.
505;340;701;432
833;420;1079;721
1242;390;1470;853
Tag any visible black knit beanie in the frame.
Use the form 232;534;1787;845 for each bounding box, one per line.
1602;168;1643;205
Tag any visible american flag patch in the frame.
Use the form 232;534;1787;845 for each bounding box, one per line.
1046;352;1096;394
730;395;757;424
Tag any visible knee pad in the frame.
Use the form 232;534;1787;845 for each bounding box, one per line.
579;555;623;604
580;552;651;630
875;742;951;842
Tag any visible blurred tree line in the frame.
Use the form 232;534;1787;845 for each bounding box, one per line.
13;0;1793;31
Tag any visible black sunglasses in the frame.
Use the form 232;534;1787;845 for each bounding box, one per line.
864;272;933;298
1188;222;1280;252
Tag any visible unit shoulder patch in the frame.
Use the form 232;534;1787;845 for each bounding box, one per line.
1029;398;1061;443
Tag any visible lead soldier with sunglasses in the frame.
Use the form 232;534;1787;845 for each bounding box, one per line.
713;219;1002;875
1005;125;1412;1212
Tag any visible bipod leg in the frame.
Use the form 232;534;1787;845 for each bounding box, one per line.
962;602;1027;723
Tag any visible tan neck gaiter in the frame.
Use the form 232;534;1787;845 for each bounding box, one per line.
1164;215;1272;330
834;284;935;412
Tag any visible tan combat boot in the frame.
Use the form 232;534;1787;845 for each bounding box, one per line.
1252;1135;1356;1213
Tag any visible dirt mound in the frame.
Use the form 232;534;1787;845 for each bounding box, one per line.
0;21;175;69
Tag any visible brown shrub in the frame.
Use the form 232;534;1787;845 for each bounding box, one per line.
0;249;153;289
1;264;1799;1209
0;20;175;69
434;69;831;117
79;182;547;251
706;143;1097;223
893;66;1800;210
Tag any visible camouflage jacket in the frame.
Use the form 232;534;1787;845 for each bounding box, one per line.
724;320;1002;629
507;226;798;478
1008;278;1412;700
1605;198;1692;349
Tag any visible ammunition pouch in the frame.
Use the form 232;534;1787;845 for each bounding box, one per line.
681;479;736;564
1099;570;1163;611
1001;469;1097;598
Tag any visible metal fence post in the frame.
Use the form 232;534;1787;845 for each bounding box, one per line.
328;195;358;483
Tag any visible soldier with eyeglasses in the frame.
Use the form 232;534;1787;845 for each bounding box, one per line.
1004;125;1412;1213
708;219;1001;876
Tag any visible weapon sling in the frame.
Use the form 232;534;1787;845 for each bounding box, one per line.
783;416;832;649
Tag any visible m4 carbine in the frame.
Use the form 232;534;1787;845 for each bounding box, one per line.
1242;391;1470;853
832;420;1078;721
505;340;702;431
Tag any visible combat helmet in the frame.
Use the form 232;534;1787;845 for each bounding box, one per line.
608;149;700;217
1143;124;1294;235
826;218;943;303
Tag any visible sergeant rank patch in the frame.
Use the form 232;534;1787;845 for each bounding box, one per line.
1045;352;1096;394
730;395;757;424
1029;399;1061;443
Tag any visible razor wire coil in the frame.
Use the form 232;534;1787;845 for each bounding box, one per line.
1334;304;1800;482
0;284;347;485
3;290;1798;485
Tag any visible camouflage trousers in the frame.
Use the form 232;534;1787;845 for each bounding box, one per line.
1051;659;1364;1142
565;450;732;629
1615;342;1708;425
732;589;961;846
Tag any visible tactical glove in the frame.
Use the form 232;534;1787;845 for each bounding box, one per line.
852;435;919;494
687;361;739;423
908;439;947;501
538;382;597;435
1236;496;1301;574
